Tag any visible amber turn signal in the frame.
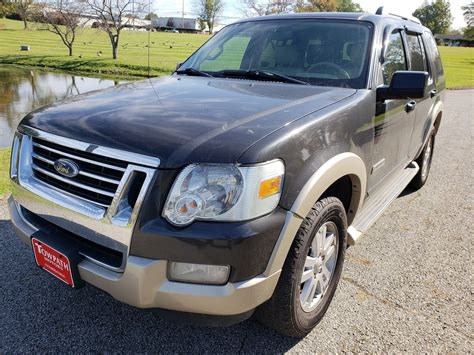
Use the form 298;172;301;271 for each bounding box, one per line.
259;175;282;199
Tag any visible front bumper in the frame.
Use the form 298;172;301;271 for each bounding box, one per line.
8;195;281;315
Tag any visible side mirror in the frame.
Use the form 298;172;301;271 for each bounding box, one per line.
176;62;183;71
377;71;428;101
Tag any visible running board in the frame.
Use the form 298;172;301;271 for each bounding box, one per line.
348;162;419;244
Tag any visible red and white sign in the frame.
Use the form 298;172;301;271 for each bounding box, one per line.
32;238;74;287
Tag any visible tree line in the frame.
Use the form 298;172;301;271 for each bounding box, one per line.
0;0;471;62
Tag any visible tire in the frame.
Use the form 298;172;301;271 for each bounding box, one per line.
410;133;435;190
255;197;347;337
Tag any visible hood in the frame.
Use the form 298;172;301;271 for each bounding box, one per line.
21;76;356;168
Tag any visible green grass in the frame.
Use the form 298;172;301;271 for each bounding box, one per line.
0;18;209;78
438;46;474;89
0;149;10;197
1;18;474;84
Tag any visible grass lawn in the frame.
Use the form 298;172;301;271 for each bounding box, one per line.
0;18;208;78
438;46;474;89
0;149;11;197
1;19;473;86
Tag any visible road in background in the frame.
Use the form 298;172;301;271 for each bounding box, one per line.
0;90;472;352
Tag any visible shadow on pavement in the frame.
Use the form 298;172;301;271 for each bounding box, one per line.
0;219;301;353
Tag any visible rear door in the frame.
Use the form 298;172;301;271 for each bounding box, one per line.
404;31;435;159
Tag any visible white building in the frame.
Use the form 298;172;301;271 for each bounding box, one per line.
152;17;201;31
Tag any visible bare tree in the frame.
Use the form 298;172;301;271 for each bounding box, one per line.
13;0;34;29
84;0;146;59
240;0;294;17
196;0;224;34
35;0;86;56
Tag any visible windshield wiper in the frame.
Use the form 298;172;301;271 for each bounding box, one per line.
176;67;214;78
220;70;309;85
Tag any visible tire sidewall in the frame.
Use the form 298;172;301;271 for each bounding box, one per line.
420;134;435;184
291;200;347;332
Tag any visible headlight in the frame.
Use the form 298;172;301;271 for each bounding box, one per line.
163;160;284;226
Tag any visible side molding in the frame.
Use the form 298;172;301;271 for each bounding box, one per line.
264;153;367;276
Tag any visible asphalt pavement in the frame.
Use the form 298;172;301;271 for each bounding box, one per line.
0;90;472;352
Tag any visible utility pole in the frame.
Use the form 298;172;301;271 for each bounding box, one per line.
181;0;184;29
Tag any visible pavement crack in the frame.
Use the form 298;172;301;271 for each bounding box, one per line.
342;276;473;341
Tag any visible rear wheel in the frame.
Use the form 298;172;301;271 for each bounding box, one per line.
410;134;435;189
255;197;347;337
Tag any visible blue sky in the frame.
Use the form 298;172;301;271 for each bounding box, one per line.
154;0;467;29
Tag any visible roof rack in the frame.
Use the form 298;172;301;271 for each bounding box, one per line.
375;6;422;25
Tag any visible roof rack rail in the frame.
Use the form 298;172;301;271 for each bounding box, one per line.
374;6;422;25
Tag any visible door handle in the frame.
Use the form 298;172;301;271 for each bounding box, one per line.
405;100;416;113
430;89;437;98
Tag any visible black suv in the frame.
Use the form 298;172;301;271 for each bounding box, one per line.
9;11;444;337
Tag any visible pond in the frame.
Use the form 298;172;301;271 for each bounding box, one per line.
0;65;126;148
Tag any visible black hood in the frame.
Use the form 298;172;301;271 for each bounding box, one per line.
21;76;356;168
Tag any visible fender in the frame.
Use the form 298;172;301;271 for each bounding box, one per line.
264;152;367;276
415;99;443;160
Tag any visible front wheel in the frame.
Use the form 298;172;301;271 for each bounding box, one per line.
410;134;435;189
255;197;347;337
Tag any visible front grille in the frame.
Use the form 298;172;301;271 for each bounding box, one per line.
31;137;128;208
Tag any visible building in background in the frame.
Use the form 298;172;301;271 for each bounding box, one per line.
152;17;203;33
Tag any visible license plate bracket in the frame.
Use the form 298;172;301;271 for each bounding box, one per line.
31;231;85;289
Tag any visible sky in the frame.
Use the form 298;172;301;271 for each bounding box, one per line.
153;0;468;29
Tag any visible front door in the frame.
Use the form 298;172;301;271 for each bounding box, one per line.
369;29;416;191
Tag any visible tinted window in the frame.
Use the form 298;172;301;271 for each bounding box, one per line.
407;34;426;71
424;33;444;78
180;20;373;89
382;31;406;85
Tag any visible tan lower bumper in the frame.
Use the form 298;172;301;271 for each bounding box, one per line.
79;257;281;315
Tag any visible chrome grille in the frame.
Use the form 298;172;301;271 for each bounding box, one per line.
31;137;127;207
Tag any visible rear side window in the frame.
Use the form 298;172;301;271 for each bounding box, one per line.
406;34;427;71
382;31;407;85
423;33;444;78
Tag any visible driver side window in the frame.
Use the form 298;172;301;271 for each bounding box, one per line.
382;31;407;85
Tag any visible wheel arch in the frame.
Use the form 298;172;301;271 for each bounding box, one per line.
264;152;367;276
290;152;367;226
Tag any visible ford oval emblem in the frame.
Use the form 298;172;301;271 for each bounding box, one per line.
53;158;80;178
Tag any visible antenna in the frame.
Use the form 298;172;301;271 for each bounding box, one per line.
147;0;151;77
375;6;383;15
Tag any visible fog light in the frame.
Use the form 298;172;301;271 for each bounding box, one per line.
168;262;230;285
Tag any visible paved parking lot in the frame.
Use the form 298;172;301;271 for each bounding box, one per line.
0;90;472;352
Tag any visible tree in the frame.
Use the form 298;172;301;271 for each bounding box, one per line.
197;16;206;30
84;0;146;59
35;0;86;56
144;12;157;21
294;0;337;12
462;1;473;27
294;0;362;12
240;0;294;17
464;26;474;39
0;1;14;18
196;0;224;34
13;0;34;29
413;0;452;35
336;0;363;12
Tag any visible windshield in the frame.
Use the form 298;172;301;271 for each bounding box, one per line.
179;19;373;88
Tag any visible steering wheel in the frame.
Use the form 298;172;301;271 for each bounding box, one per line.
306;62;351;80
